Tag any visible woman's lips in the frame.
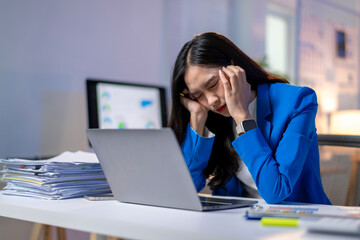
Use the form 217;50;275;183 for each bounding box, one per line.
216;104;226;113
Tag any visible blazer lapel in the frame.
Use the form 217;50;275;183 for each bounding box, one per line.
256;84;272;143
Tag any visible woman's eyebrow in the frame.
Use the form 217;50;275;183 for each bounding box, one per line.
190;75;217;96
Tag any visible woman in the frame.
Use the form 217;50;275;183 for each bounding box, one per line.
168;32;331;204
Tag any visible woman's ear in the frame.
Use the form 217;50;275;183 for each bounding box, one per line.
231;59;235;65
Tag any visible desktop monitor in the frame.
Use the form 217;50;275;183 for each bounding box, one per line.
86;79;167;130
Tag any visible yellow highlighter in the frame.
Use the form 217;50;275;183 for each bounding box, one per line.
261;217;299;227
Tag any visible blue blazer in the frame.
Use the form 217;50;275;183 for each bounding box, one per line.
181;83;331;204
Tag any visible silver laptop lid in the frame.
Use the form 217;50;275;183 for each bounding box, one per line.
86;128;203;211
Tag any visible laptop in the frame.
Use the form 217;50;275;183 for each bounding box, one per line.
86;128;257;211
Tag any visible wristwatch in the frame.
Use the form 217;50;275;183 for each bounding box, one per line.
236;119;257;135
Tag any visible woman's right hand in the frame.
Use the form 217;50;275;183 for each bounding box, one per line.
180;92;208;136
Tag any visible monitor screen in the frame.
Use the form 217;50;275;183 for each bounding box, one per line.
86;79;167;129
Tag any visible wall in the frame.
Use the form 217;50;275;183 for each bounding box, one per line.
0;0;164;158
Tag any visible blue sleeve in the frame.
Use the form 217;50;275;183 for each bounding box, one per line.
232;87;318;203
181;124;215;192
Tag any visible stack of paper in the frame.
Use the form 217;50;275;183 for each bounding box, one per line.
0;151;111;200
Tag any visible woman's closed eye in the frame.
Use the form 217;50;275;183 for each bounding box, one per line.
193;94;203;100
192;80;218;100
209;79;218;88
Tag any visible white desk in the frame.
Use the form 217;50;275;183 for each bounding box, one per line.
0;193;358;240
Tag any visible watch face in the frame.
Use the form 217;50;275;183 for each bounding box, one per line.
243;119;257;131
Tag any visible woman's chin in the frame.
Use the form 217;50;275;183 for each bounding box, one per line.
213;110;231;117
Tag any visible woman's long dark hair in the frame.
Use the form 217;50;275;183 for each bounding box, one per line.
168;32;288;191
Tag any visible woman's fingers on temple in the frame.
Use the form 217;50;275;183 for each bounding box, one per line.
221;66;235;80
222;66;240;90
219;69;231;93
225;66;248;89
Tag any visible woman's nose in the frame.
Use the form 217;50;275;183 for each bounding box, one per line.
207;94;219;107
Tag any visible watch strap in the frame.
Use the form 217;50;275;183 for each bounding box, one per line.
236;119;257;135
235;123;245;135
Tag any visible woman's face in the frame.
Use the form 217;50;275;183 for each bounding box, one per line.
184;65;230;117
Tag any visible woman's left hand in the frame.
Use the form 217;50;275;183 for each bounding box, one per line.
219;65;253;125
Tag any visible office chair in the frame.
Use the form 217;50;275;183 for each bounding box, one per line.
318;134;360;206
